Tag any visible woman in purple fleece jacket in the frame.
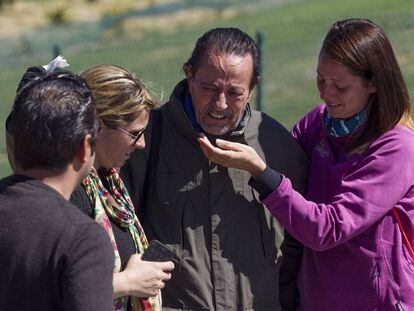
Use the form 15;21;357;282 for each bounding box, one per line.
198;18;414;310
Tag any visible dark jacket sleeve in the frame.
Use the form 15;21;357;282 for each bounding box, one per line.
62;223;115;311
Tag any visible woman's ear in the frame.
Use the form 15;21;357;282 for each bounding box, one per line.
367;80;376;94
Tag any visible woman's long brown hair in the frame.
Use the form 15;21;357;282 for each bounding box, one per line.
321;18;414;155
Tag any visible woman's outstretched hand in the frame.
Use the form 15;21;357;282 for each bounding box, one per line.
198;135;266;179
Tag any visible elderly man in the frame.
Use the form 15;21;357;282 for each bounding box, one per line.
0;71;114;310
122;27;308;310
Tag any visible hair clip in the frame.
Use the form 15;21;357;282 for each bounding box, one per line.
42;55;70;72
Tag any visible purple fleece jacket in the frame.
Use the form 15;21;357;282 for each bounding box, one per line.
260;104;414;310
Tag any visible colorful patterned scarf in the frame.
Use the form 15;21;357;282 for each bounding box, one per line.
324;109;368;137
82;167;161;311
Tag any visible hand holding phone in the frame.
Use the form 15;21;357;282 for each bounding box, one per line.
119;251;175;298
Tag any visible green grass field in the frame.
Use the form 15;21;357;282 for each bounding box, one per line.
1;0;414;176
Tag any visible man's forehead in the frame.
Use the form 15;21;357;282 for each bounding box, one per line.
202;49;251;67
198;77;246;89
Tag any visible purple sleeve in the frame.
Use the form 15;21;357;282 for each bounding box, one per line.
262;127;414;251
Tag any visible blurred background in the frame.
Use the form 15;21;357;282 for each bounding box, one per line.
0;0;413;176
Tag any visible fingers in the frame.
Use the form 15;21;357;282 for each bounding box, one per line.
162;272;172;281
198;136;214;153
161;260;175;271
122;254;175;298
152;280;165;290
198;136;258;172
198;137;230;162
150;281;165;296
145;283;164;297
198;137;218;161
151;260;174;272
145;261;173;281
155;266;173;281
198;136;243;152
215;139;244;151
145;274;168;297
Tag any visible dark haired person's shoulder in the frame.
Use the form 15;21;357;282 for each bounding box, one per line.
0;174;50;197
360;125;414;190
362;125;414;175
0;176;96;227
0;176;104;243
0;174;27;192
393;124;414;139
39;185;113;262
293;104;325;132
371;124;414;154
290;104;325;153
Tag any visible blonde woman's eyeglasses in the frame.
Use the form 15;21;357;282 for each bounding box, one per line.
116;127;145;146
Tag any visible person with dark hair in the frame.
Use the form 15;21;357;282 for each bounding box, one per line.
5;66;45;171
199;18;414;310
0;70;114;310
121;27;308;310
70;64;175;311
5;56;69;171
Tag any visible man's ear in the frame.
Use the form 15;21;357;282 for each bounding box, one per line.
76;134;93;164
184;65;193;82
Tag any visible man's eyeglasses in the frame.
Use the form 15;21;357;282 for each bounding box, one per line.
117;126;146;146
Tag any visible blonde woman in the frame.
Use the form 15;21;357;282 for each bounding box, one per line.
71;64;174;311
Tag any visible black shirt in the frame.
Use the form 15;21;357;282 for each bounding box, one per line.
0;175;114;311
70;184;136;269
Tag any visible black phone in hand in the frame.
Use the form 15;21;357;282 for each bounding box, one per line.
142;240;179;264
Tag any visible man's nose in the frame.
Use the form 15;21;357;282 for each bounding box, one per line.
214;92;228;111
